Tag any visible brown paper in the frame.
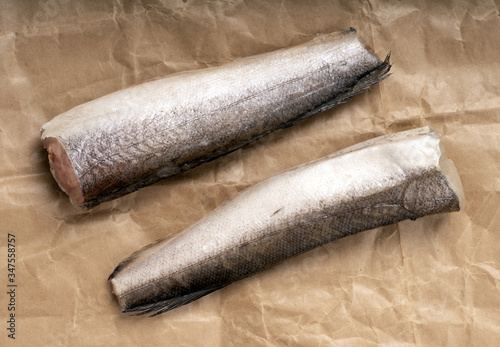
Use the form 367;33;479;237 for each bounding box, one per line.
1;0;499;345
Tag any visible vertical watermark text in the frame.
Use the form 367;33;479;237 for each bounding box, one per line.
6;233;16;339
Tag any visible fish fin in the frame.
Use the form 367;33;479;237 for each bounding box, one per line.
300;52;392;120
124;284;229;317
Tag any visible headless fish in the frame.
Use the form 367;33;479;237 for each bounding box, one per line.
40;27;391;209
108;126;464;316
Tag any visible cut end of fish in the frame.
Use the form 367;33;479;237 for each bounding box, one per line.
435;132;465;211
42;137;84;207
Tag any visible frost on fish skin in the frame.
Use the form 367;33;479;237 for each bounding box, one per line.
41;27;391;209
108;127;464;316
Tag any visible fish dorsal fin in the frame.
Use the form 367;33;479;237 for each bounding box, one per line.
124;284;229;317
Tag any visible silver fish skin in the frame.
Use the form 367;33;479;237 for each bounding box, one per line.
108;126;464;316
40;27;391;209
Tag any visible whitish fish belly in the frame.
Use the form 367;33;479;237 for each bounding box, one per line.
40;27;391;209
108;126;464;316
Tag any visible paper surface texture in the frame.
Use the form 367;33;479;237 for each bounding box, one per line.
1;0;499;346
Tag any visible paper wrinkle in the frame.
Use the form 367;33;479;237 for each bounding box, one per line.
396;225;418;345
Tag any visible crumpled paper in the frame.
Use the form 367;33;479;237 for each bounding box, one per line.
1;0;499;346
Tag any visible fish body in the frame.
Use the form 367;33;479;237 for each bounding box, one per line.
109;127;464;316
40;27;390;208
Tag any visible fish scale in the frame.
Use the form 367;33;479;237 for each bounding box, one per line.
109;127;464;316
41;27;391;208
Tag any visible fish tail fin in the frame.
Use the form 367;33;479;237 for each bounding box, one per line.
124;284;229;317
349;51;392;97
282;52;391;127
311;52;391;116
